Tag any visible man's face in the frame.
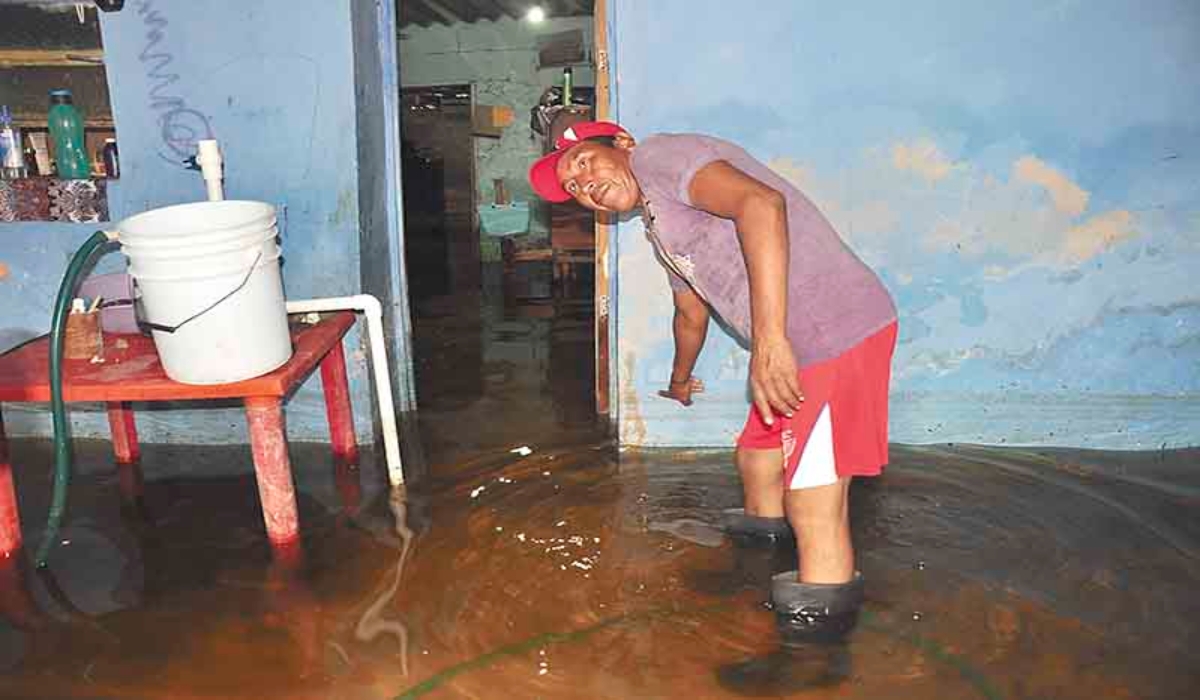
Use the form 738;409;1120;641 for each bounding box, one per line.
555;141;641;213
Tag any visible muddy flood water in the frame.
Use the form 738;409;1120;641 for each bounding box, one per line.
2;268;1197;699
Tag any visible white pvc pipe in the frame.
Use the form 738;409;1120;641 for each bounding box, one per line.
196;139;225;203
286;295;404;486
185;141;403;484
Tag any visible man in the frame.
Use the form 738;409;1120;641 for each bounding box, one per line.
529;121;897;650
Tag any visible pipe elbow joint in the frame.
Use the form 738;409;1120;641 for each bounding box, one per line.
357;293;383;320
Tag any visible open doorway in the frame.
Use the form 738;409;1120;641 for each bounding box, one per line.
397;1;606;420
400;84;479;299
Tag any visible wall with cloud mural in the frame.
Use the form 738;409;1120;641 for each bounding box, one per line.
608;0;1200;449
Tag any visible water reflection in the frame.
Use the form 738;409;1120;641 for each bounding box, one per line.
0;272;1196;698
352;486;415;677
0;453;1190;700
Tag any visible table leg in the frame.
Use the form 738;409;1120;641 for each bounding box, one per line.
245;397;300;547
319;339;359;464
106;402;143;503
0;406;22;559
0;552;44;631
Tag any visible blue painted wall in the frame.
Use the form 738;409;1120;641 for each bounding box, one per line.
352;0;418;420
609;0;1200;449
1;0;405;444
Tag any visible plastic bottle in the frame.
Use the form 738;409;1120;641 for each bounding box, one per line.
47;90;91;179
101;138;119;178
0;105;27;179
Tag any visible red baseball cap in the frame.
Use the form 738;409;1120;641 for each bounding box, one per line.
528;121;629;202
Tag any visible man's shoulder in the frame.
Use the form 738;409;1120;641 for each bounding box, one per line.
640;132;728;152
633;133;731;186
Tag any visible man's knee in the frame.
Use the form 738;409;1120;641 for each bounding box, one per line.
785;478;850;525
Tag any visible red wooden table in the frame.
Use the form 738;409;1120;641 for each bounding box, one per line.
0;312;360;559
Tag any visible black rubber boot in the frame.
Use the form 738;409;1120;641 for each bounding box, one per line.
720;507;794;546
716;645;851;695
715;572;864;694
770;570;864;647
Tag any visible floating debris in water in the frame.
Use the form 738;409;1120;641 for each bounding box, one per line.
511;445;534;456
495;526;504;532
912;612;923;621
470;485;486;499
647;518;725;547
916;560;927;571
497;476;513;484
516;533;526;542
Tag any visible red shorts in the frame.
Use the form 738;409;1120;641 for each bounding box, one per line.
737;322;897;490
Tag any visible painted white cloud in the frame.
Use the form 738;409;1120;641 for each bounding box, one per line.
1065;210;1138;262
892;138;959;183
763;135;1199;384
769;140;1141;270
1012;156;1089;216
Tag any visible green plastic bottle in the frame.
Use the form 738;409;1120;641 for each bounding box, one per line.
47;89;91;179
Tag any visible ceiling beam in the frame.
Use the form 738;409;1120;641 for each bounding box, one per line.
461;0;503;22
441;0;476;20
418;0;464;24
492;0;527;21
400;1;435;27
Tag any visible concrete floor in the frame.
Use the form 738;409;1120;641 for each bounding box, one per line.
1;262;1197;698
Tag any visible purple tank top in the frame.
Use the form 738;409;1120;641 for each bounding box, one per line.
631;134;896;366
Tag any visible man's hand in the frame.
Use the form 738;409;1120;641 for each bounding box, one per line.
658;376;705;407
750;336;803;425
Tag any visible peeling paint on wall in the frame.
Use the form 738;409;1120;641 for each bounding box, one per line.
612;0;1200;449
618;352;645;445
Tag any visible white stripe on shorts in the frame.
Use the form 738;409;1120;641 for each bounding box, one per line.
788;403;838;490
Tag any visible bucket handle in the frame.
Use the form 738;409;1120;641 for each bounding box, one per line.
138;250;264;334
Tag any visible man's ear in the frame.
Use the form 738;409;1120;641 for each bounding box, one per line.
613;132;637;151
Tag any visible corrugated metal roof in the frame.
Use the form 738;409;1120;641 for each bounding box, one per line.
0;3;102;51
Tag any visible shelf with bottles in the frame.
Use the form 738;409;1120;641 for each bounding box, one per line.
3;89;120;182
7;125;119;180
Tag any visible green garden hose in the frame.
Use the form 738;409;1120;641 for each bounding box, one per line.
36;230;114;568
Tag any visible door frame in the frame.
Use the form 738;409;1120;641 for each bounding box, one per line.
593;0;614;421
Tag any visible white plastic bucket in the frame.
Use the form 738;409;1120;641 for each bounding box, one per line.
116;201;293;385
